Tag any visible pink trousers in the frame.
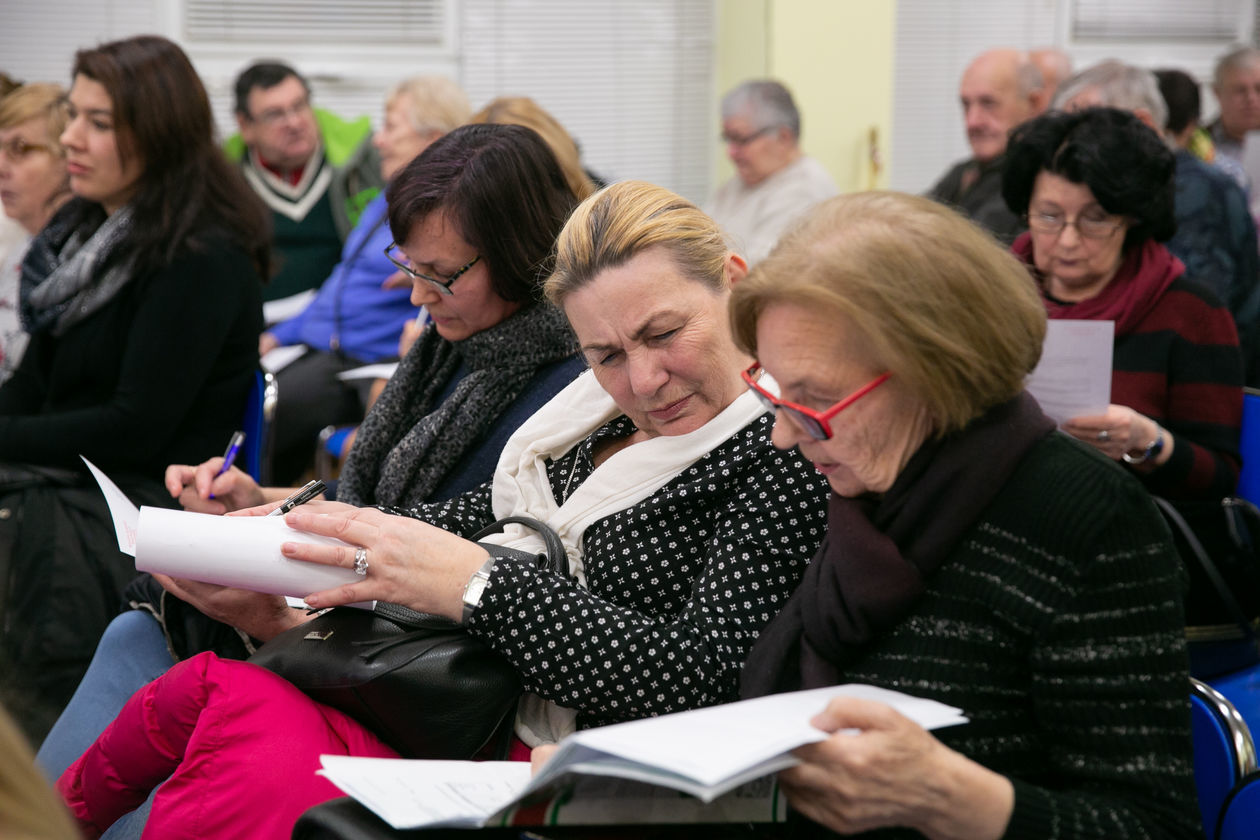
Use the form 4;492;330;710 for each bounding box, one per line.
57;652;399;840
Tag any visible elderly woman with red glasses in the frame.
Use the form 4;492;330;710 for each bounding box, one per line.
726;191;1201;839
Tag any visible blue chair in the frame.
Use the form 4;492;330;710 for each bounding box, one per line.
239;369;277;485
1218;770;1260;840
1192;677;1258;838
1209;663;1260;747
1236;388;1260;505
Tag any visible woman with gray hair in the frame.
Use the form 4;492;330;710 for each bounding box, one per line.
730;191;1199;837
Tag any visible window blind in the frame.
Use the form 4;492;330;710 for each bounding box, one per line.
459;0;715;202
1072;0;1246;43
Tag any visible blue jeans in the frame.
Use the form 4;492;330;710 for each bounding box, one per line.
37;609;175;782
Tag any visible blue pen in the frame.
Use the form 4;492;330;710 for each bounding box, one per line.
216;431;246;476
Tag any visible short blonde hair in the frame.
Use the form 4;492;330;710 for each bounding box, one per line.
545;179;728;305
0;83;68;154
471;96;595;200
730;192;1046;435
387;76;470;136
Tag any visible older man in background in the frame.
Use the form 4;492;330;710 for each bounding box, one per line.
1030;47;1072;108
1209;46;1260;198
927;48;1044;243
226;61;382;306
705;79;836;265
1056;60;1260;386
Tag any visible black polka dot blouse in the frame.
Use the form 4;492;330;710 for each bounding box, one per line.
385;412;828;730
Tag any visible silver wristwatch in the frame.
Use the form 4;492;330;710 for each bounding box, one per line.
461;555;497;625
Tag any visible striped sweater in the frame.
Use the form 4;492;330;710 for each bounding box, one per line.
1105;274;1242;501
803;432;1201;839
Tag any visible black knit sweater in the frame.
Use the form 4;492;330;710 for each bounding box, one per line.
797;432;1201;839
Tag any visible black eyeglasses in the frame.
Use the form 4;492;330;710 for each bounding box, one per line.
1026;210;1126;240
249;97;312;127
384;242;480;296
720;126;775;146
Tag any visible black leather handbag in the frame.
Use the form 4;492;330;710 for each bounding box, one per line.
249;515;567;760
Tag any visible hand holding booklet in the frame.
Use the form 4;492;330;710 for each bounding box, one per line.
317;684;968;829
82;457;362;598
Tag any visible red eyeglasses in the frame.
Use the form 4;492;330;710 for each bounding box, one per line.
741;362;891;440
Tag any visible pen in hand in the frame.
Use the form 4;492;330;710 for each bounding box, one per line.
215;431;247;477
208;431;246;499
267;479;327;517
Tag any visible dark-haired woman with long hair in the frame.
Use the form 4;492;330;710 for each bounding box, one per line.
0;35;269;745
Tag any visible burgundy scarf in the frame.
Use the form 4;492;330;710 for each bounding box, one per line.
1011;232;1184;336
741;392;1054;698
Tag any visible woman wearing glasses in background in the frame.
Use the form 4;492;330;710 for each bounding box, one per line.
1002;108;1247;681
1002;107;1242;501
0;83;71;384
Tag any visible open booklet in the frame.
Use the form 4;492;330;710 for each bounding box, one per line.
318;684;967;829
81;456;362;599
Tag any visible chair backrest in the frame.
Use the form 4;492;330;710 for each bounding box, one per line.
1236;388;1260;504
1218;770;1260;840
240;369;278;485
1192;677;1259;838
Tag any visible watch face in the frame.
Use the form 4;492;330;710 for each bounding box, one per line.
464;574;489;608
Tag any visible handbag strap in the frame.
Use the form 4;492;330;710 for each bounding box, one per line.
1153;496;1257;642
373;515;569;628
469;514;569;577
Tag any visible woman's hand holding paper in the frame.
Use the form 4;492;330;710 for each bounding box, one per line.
780;697;1013;839
153;574;308;642
281;507;491;621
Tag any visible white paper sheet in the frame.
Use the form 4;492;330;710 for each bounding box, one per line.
134;506;363;597
318;758;531;829
544;684;966;794
260;344;309;373
319;684;967;830
262;289;317;325
1024;319;1113;425
336;362;399;382
81;456;140;556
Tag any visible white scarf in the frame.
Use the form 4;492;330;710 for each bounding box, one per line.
477;368;770;746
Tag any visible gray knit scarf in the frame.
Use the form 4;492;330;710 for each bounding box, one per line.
337;301;578;508
21;204;136;336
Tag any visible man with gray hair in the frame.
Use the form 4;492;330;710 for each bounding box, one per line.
705;79;836;265
1209;46;1260;195
1057;60;1260;385
927;48;1044;243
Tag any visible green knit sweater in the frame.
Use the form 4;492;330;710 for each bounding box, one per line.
816;432;1201;839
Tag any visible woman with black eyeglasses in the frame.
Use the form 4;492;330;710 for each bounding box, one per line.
38;123;588;782
1002;106;1242;503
